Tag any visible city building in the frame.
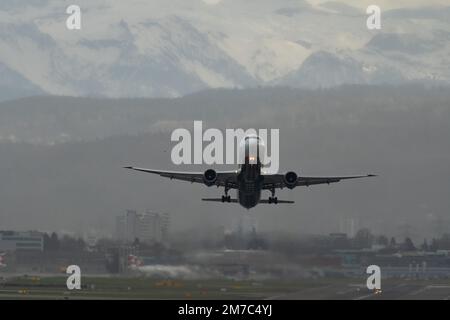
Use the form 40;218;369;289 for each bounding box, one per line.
115;210;170;244
115;215;126;242
125;210;139;242
0;231;44;252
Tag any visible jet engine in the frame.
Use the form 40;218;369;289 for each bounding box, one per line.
203;169;217;186
284;171;298;189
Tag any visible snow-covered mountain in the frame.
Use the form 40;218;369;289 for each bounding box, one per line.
0;0;449;100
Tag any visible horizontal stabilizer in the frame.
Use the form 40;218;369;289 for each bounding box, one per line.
202;198;238;203
260;199;295;204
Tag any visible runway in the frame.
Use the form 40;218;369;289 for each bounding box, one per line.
267;280;450;300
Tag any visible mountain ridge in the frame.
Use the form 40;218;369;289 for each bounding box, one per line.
0;1;449;101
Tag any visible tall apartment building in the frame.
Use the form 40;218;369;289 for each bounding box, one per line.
115;210;170;244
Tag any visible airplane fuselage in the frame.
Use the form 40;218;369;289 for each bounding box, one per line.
237;163;263;209
234;134;267;209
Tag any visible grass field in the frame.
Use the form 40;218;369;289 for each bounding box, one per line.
0;275;344;300
1;275;450;300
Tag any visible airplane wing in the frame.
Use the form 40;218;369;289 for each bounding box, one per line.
124;166;239;188
262;173;376;189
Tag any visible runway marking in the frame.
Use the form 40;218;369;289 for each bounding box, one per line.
409;287;429;296
427;285;450;289
353;283;408;300
353;293;376;300
409;284;450;299
264;285;333;300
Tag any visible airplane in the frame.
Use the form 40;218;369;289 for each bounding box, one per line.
125;135;376;209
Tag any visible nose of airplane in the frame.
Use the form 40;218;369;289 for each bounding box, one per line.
239;135;265;165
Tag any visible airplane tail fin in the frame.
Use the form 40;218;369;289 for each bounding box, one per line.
127;254;143;268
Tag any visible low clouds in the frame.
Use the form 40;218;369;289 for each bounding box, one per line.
201;0;223;5
307;0;449;10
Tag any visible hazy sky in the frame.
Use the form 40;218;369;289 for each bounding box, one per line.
0;0;449;241
297;0;447;10
200;0;449;9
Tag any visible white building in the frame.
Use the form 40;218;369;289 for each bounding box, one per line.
125;210;139;242
139;211;161;243
115;215;126;241
116;210;169;244
0;231;44;252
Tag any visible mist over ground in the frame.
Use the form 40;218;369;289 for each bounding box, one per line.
0;85;448;241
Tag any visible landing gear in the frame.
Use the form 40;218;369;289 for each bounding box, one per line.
268;187;278;204
222;185;231;202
